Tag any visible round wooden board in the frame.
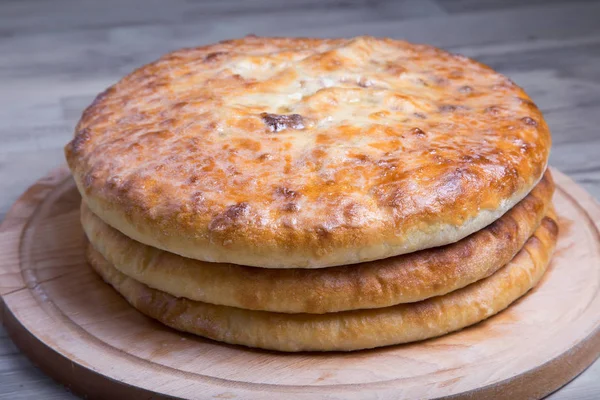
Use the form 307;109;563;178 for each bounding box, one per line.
1;167;599;400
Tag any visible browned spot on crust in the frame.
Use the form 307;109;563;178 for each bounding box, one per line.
452;238;475;260
488;215;517;241
275;186;300;199
386;64;407;76
343;202;362;224
357;77;373;88
485;106;502;115
186;175;200;184
518;97;537;108
209;203;250;231
190;192;206;211
431;75;449;86
541;215;559;238
261;113;305;132
410;127;426;137
204;51;229;63
68;128;92;155
138;129;174;143
316;226;331;238
439;104;467;112
257;153;273;161
353;154;371;163
521;116;538;127
226;202;249;218
282;202;300;212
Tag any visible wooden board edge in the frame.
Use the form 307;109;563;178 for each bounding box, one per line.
1;295;177;400
0;166;72;295
0;165;70;231
445;325;600;399
552;168;600;224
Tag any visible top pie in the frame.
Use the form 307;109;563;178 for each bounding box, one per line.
65;36;551;268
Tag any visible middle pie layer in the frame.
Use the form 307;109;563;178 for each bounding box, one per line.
82;171;554;314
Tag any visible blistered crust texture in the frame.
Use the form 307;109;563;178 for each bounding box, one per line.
66;36;552;268
82;172;554;313
85;208;558;352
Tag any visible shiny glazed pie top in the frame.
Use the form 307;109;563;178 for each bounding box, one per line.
65;36;551;268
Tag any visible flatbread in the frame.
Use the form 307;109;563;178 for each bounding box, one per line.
82;171;554;313
85;208;558;352
66;36;551;268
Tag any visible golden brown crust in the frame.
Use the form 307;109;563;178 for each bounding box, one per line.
82;171;554;313
67;36;552;268
86;207;558;352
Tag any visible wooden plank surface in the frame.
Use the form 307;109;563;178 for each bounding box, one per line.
0;0;598;398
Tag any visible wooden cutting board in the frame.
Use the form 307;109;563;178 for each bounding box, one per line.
1;167;599;400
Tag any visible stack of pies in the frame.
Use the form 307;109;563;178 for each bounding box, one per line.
65;36;557;352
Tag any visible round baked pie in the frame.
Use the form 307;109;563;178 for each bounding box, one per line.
66;36;551;268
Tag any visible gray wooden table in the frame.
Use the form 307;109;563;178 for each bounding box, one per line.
1;0;599;398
